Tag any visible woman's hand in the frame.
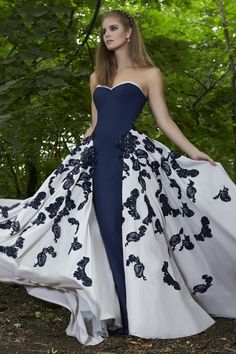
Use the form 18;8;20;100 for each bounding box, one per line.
188;149;217;166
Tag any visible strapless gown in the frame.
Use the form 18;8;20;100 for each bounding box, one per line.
1;81;236;346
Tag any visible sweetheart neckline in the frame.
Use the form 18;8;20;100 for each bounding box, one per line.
94;81;147;99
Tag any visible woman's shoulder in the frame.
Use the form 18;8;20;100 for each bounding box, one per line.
90;72;98;90
143;66;163;78
143;66;163;87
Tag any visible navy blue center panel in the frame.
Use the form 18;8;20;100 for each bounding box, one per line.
92;82;147;333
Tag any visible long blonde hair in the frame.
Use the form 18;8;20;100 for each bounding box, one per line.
95;9;155;86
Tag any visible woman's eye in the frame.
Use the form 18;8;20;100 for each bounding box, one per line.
102;25;118;35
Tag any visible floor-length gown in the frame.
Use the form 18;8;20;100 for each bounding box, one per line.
1;80;236;346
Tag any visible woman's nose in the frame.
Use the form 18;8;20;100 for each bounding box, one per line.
105;29;112;37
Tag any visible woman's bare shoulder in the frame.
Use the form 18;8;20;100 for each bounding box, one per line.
143;67;164;91
90;72;98;89
144;66;163;79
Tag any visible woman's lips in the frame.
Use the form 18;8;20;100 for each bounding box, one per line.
106;40;113;44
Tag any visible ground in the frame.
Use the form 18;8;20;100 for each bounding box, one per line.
0;284;236;354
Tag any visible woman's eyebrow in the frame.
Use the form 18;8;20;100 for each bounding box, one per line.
102;23;120;30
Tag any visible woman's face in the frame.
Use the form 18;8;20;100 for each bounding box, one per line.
101;16;132;51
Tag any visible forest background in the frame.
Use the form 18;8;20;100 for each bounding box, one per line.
0;0;235;199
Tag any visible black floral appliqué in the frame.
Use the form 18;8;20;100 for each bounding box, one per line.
192;274;213;295
158;193;181;217
51;190;76;243
161;157;172;176
142;136;156;153
70;144;82;157
213;186;231;202
73;256;92;287
154;218;163;234
169;227;194;251
126;254;147;280
181;202;194;217
125;226;147;246
68;218;80;233
155;179;163;198
170;179;182;199
186;179;197;202
194;216;213;241
138;169;151;193
122;161;130;178
118;131;141;158
80;146;96;170
48;176;56;195
0;219;20;235
75;172;93;211
0;236;25;259
170;158;199;179
33;246;57;267
45;196;64;219
68;237;82;254
162;261;181;290
54;162;69;176
52;223;61;243
32;212;46;226
123;188;140;220
143;195;156;225
62;174;75;190
24;192;46;210
0;202;20;218
150;161;161;178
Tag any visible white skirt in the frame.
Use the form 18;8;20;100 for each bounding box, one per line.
0;129;236;345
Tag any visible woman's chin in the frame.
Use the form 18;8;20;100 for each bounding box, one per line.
106;43;126;51
106;45;115;51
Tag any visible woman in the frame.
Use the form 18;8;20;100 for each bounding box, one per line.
0;9;236;346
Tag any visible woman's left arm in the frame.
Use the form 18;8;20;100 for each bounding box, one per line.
147;67;216;166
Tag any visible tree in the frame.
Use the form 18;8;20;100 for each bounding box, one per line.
0;0;235;198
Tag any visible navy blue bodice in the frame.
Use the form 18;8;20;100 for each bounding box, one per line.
92;81;147;145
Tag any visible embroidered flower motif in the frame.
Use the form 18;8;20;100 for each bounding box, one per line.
126;254;147;280
45;197;64;219
33;246;57;267
213;186;231;202
68;237;82;255
193;275;213;295
162;261;181;290
118;131;141;158
142;137;156;152
125;226;147;246
80;146;96;170
0;236;25;259
73;256;92;287
0;203;20;218
24;192;46;210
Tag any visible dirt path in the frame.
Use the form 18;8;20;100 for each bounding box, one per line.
0;284;236;354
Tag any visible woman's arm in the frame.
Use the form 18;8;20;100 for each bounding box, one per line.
147;67;216;165
83;72;98;139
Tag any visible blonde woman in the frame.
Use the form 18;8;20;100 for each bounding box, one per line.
0;9;236;347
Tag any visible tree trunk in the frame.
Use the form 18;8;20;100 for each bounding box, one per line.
216;0;236;177
26;160;38;197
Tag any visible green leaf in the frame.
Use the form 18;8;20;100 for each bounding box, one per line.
0;113;12;123
0;80;19;93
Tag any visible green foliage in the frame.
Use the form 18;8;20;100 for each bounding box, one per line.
0;0;235;198
35;310;55;322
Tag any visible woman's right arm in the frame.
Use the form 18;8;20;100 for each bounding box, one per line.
83;72;98;139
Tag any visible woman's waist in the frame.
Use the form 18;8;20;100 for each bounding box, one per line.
93;120;135;137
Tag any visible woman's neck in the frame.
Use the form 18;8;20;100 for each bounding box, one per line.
114;49;134;71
